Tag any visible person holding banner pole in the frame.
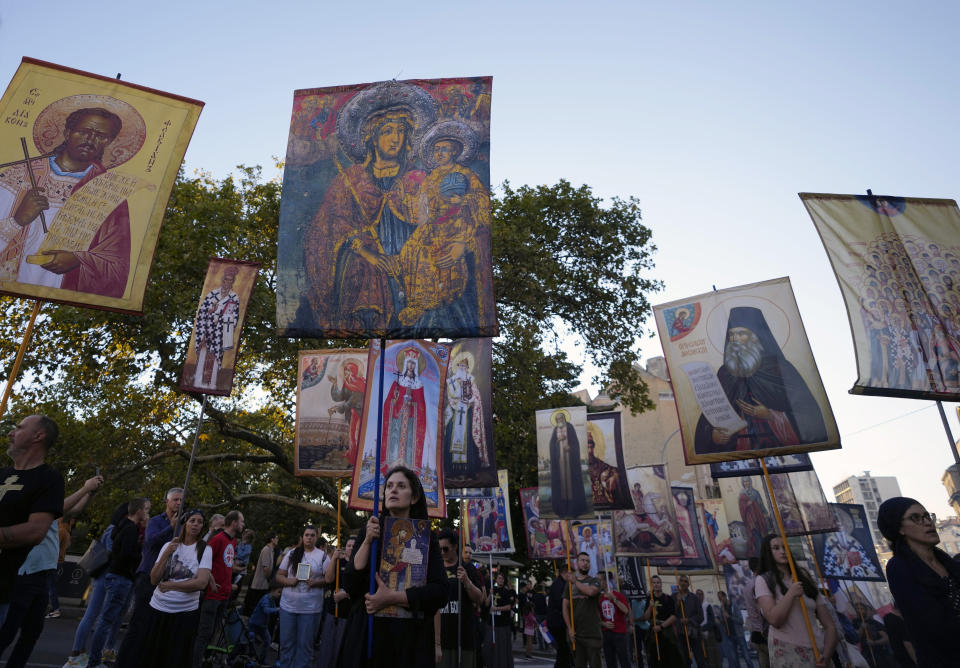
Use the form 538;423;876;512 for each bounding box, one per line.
755;534;836;668
337;466;447;667
672;573;699;668
487;570;517;668
644;574;681;668
435;528;483;668
563;552;602;668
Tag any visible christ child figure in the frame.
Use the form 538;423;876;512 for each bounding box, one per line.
398;172;479;326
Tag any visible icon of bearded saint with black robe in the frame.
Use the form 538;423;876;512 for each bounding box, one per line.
694;306;827;454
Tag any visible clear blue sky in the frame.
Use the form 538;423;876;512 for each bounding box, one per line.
3;2;960;517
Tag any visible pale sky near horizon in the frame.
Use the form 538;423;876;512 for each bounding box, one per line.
2;2;960;518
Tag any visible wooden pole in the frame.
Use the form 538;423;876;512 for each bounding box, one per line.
335;477;342;617
646;559;660;661
760;458;820;662
0;300;41;419
674;569;693;661
841;580;876;667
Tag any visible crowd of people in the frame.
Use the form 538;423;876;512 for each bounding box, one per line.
0;414;958;668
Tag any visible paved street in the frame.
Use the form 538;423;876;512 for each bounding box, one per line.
22;613;563;668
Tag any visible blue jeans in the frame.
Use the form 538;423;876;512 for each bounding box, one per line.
88;573;132;666
46;568;60;612
278;608;320;668
71;576;123;654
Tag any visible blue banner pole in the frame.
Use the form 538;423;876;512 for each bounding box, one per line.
368;338;387;658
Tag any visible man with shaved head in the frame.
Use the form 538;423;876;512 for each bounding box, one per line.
0;415;64;624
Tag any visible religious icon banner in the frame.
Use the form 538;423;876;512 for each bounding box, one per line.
709;453;814;479
612;465;682;557
519;487;568;559
811;503;885;582
349;339;449;518
719;475;774;561
461;469;515;554
276;77;497;340
536;406;594;519
649;486;714;572
376;517;431;617
179;258;259;397
565;519;616;583
722;561;754;624
441;338;497;488
786;469;838;535
0;58;202;313
700;499;737;566
586;412;632;510
801;193;960;400
654;277;841;465
615;556;648;598
293;349;368;477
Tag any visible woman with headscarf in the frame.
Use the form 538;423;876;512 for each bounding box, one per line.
115;508;211;668
336;466;447;667
754;534;836;667
878;496;960;666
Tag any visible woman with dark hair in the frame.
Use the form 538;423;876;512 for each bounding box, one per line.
337;466;447;667
878;496;960;666
275;525;328;668
754;534;836;667
115;508;211;668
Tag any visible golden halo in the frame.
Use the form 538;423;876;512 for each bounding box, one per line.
550;408;572;427
395;346;427;375
32;94;146;169
452;350;475;372
585;421;605;460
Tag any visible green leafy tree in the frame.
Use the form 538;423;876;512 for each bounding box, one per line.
0;170;661;553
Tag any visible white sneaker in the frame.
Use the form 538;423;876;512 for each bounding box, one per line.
62;655;88;668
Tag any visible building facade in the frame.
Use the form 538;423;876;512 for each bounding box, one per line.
832;472;902;550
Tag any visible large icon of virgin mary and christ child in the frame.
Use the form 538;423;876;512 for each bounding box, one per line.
277;77;497;339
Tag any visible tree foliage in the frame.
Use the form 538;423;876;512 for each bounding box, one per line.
0;169;661;554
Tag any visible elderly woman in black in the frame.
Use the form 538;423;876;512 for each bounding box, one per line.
878;496;960;666
336;466;447;667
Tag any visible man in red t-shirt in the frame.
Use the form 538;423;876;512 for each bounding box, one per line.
599;573;631;668
192;510;245;667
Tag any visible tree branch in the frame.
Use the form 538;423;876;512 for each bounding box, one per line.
201;493;344;523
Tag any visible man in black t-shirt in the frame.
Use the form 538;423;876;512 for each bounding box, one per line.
547;563;572;668
645;575;683;668
484;570;517;668
435;529;484;668
0;415;64;623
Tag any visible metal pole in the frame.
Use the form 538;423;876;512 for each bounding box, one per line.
367;338;386;658
173;394;208;537
936;401;960;467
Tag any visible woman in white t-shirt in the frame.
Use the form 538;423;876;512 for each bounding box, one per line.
275;525;328;668
755;534;837;668
115;508;213;668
